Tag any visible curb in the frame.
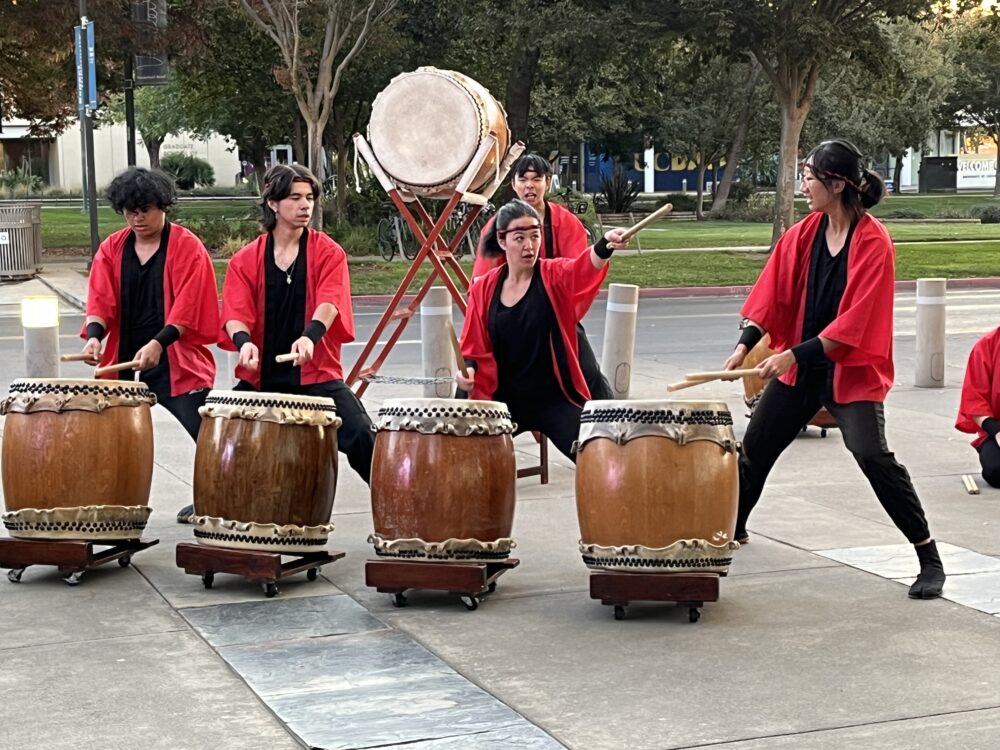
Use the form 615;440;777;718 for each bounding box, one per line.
36;275;86;312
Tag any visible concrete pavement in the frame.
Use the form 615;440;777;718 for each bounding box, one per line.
0;263;998;749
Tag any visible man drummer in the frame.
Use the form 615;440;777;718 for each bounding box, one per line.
81;167;219;522
219;164;375;493
471;154;613;400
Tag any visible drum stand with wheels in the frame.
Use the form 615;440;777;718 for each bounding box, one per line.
589;571;721;623
365;558;520;611
0;537;159;586
175;542;345;598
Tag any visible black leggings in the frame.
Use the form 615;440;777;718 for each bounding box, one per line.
738;377;932;544
508;398;583;462
141;366;208;442
977;438;1000;488
235;379;375;485
577;323;613;400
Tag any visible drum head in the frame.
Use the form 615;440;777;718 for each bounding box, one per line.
369;70;483;189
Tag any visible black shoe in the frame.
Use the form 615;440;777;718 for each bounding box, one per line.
735;528;750;545
908;540;946;599
176;504;195;524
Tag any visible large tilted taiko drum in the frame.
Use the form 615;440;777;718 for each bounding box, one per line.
369;398;516;561
1;379;155;540
191;390;341;554
575;400;740;574
368;67;511;199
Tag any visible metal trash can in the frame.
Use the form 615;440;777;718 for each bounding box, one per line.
0;203;43;280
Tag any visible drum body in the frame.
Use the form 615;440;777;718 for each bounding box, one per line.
192;391;341;554
370;398;516;561
575;400;739;574
368;67;510;199
1;379;155;540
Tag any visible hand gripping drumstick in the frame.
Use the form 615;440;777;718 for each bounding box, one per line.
618;203;673;241
275;352;299;363
94;359;142;376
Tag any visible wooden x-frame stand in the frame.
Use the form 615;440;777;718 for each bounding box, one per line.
349;134;548;483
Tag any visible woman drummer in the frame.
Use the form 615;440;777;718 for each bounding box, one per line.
457;199;628;460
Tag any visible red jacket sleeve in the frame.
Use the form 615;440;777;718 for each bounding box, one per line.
545;247;608;321
311;235;355;344
957;331;999;436
460;272;499;400
82;235;121;336
166;230;220;346
219;243;260;351
472;216;503;281
550;203;589;259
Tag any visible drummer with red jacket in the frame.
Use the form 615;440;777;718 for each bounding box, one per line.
472;154;613;400
458;199;628;460
81;167;219;521
956;327;1000;488
721;139;945;600
220;164;375;485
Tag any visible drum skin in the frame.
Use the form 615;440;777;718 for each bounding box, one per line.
193;416;338;528
576;436;738;550
2;404;153;513
370;431;515;544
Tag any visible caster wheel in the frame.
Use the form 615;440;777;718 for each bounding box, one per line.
460;595;479;611
613;605;626;621
487;581;497;593
64;571;83;586
202;572;215;589
307;567;319;582
118;555;132;568
688;608;701;623
7;568;24;583
391;592;407;608
263;582;278;598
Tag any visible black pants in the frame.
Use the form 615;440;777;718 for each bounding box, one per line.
509;398;582;463
977;438;1000;488
141;365;208;442
577;323;613;400
737;377;932;544
236;379;375;485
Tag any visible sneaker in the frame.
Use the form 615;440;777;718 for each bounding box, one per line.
176;504;195;524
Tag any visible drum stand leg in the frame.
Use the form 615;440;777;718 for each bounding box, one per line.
175;542;345;598
589;571;720;623
0;537;160;585
365;558;520;611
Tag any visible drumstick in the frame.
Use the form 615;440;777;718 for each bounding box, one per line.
275;352;299;363
61;352;97;362
445;320;466;373
619;203;674;241
94;359;141;376
962;474;980;495
666;378;714;392
686;368;762;380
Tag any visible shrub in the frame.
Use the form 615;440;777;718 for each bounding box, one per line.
882;208;926;219
218;237;247;259
727;181;756;204
979;206;1000;224
161;153;215;190
597;170;641;212
179;216;258;253
968;204;1000;219
331;221;378;256
717;193;775;222
663;192;707;212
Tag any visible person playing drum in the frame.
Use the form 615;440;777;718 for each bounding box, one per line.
956;327;1000;488
80;167;219;522
219;164;375;489
720;139;945;600
472;153;613;399
457;199;628;460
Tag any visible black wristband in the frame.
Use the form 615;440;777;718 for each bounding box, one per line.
983;418;1000;437
153;324;180;349
463;358;477;373
302;319;328;344
232;331;252;350
737;324;763;352
86;322;106;341
594;237;613;259
792;337;826;364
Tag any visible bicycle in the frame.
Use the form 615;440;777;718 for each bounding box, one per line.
376;206;419;261
449;200;495;258
552;187;596;245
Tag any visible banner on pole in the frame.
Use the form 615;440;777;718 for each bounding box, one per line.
73;23;97;110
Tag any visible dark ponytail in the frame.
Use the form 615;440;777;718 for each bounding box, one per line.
477;199;541;258
857;167;886;209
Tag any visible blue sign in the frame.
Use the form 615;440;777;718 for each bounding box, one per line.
74;22;97;110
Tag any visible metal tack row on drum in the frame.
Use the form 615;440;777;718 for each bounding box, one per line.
0;381;739;619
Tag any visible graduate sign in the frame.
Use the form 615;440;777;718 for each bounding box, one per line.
74;22;97;110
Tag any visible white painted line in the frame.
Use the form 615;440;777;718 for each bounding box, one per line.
914;296;947;305
606;302;639;313
418;306;453;316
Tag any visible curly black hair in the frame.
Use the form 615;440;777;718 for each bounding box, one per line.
105;167;176;214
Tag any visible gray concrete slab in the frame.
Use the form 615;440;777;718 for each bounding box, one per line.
816;542;1000;579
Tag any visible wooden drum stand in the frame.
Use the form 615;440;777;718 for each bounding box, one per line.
0;536;159;586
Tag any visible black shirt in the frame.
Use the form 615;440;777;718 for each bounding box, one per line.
119;223;169;380
260;230;308;391
800;214;855;381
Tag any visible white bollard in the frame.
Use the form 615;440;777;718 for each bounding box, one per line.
21;295;60;378
915;277;946;388
420;287;455;398
600;283;639;399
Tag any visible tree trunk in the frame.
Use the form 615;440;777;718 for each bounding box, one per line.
307;118;325;229
145;137;163;170
335;145;349;223
292;118;306;165
893;153;904;196
695;158;707;220
710;63;761;216
505;42;541;144
771;102;808;246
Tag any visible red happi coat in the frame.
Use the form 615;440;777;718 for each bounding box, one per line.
956;327;1000;448
471;201;589;279
460;249;607;404
220;230;355;388
83;224;219;396
741;211;896;403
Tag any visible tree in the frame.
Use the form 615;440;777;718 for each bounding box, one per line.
106;77;189;168
239;0;398;207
